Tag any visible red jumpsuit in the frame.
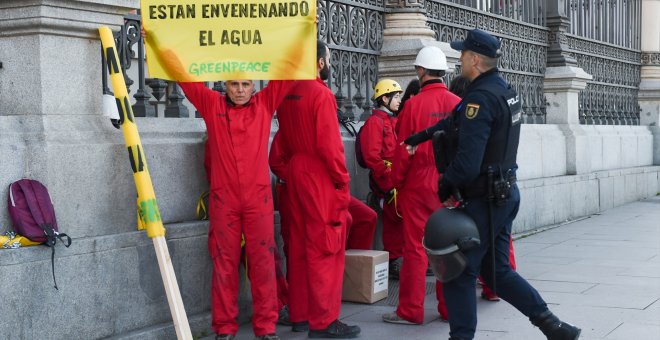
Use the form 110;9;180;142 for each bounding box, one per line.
275;78;350;330
345;196;377;250
269;131;292;310
392;81;461;323
180;81;293;336
360;109;403;259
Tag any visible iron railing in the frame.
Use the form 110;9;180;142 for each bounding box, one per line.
318;0;385;121
566;0;641;50
442;0;546;26
569;35;641;124
106;1;643;126
565;0;642;125
426;0;549;124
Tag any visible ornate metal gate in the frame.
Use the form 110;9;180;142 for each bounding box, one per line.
318;0;385;121
426;0;549;124
566;0;642;125
109;0;642;126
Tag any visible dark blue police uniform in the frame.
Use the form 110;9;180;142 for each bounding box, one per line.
404;29;580;340
439;68;548;340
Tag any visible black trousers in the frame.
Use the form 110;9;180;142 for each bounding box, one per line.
443;184;548;339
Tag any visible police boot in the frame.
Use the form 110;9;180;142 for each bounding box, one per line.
531;310;581;340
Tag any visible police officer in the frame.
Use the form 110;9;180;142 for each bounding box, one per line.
403;29;581;340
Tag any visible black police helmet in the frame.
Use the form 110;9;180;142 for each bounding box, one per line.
424;208;481;282
424;208;480;252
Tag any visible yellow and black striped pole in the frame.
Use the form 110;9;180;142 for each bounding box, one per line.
99;26;192;340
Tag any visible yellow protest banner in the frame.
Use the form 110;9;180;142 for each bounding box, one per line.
141;0;317;81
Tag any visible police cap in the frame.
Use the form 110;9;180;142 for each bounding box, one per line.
450;29;502;58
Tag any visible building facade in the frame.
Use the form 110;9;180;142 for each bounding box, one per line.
0;0;659;338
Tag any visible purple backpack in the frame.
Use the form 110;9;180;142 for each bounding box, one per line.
8;179;72;289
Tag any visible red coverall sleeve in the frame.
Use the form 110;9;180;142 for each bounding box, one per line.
178;82;221;120
361;117;393;192
269;131;290;181
392;106;414;188
315;91;350;187
259;80;297;116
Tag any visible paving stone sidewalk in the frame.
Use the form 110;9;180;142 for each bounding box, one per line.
205;196;660;340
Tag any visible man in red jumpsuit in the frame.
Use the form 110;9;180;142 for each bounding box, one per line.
274;40;361;339
179;77;295;340
382;46;461;325
346;196;377;250
359;78;404;276
270;131;375;331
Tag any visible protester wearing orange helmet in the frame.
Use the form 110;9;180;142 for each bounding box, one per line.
359;78;404;276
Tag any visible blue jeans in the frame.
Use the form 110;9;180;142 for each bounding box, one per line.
443;185;548;339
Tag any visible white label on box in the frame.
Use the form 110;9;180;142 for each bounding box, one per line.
374;261;389;294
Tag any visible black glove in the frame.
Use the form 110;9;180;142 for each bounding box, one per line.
404;129;430;147
438;178;453;202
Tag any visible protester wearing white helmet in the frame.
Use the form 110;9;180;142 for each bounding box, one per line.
382;45;461;325
414;45;449;71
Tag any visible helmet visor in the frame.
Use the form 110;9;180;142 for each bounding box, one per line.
425;244;468;283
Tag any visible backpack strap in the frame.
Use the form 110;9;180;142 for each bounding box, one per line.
16;180;71;290
15;180;48;232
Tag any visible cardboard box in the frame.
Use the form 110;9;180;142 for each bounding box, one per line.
342;250;389;304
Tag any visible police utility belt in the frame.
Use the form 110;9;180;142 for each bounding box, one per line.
460;166;516;206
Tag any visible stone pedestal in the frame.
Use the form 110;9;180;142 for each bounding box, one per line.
544;66;592;125
544;66;593;174
377;10;459;97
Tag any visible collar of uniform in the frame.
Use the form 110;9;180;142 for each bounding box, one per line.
420;81;448;93
469;68;499;88
421;78;444;88
372;108;394;118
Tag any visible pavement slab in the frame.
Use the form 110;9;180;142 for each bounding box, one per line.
202;196;660;340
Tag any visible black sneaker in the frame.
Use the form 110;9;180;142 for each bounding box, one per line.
215;334;235;340
277;305;292;326
292;321;309;332
308;319;361;338
389;258;401;280
254;334;280;340
531;310;581;340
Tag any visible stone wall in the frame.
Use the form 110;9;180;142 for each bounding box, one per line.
2;115;660;340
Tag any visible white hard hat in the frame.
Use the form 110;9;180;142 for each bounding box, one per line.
414;46;448;71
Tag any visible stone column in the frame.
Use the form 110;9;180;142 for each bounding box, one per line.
639;0;660;164
0;1;212;338
0;0;146;233
376;0;459;98
543;0;594;175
